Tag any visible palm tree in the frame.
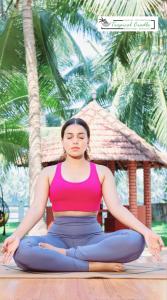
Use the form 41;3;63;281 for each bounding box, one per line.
2;0;166;233
0;72;29;167
95;20;167;148
78;0;167;148
22;0;47;235
0;0;102;234
22;0;42;206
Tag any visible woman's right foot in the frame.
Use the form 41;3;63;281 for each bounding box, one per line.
38;243;66;255
89;261;125;272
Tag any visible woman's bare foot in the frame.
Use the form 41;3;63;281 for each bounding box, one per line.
39;243;66;255
89;261;125;272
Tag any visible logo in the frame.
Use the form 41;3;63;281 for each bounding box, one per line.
98;16;158;32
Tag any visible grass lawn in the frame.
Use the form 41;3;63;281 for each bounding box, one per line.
0;222;20;243
152;220;167;246
0;220;167;246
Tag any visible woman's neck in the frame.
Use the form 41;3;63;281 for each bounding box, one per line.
63;157;89;168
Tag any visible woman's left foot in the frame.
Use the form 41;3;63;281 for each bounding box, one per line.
39;243;66;255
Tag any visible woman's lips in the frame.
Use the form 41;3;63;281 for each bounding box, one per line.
71;147;80;150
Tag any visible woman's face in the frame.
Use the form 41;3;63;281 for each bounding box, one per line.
62;124;89;158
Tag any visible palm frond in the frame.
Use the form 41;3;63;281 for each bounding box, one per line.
34;10;71;102
63;10;102;43
0;72;28;120
0;12;25;71
78;0;162;16
151;78;167;147
0;122;28;165
111;81;158;144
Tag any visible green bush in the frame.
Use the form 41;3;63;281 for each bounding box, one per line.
152;220;167;246
0;222;20;243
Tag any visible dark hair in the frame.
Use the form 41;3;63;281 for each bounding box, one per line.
60;118;90;161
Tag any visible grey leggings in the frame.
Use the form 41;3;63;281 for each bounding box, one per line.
13;216;145;272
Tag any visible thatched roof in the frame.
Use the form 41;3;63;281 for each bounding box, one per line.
41;101;167;169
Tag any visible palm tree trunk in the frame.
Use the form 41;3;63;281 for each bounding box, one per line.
22;0;47;235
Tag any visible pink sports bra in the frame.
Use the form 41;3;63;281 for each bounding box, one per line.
49;161;102;212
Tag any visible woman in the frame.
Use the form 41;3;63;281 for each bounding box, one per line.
1;118;164;272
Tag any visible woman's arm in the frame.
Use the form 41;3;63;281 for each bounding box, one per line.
102;166;151;236
12;167;50;239
101;166;165;261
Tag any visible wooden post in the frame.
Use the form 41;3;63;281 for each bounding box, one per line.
128;161;138;218
108;161;115;175
143;161;152;228
104;161;116;231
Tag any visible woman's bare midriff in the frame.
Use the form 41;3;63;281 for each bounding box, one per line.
53;211;98;218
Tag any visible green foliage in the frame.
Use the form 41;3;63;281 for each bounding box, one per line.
0;0;102;165
0;0;167;163
152;220;167;246
77;0;162;17
0;72;29;165
0;222;20;243
0;12;25;72
96;18;167;148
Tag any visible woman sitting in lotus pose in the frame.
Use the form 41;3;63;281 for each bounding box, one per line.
1;118;164;272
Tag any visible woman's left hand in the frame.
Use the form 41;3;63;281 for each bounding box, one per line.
144;229;164;262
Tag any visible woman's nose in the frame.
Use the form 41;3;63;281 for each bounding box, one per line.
72;137;79;143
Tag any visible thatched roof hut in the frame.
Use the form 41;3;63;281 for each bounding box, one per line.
41;101;167;169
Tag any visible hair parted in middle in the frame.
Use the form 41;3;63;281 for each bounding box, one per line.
59;117;91;161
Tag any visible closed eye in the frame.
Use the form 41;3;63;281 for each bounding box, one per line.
67;137;84;139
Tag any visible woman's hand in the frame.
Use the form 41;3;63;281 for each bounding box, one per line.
0;235;20;264
144;229;164;262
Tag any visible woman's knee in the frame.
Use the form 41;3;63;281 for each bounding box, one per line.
14;246;40;270
13;237;39;269
13;246;28;269
127;229;145;254
13;251;29;270
117;230;145;262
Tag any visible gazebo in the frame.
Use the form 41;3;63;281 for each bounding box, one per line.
41;101;167;231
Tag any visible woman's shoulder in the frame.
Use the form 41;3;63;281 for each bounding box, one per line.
41;164;57;173
40;164;58;180
39;164;59;185
94;163;111;184
94;162;110;173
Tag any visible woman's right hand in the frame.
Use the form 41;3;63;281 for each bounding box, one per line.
0;235;20;264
